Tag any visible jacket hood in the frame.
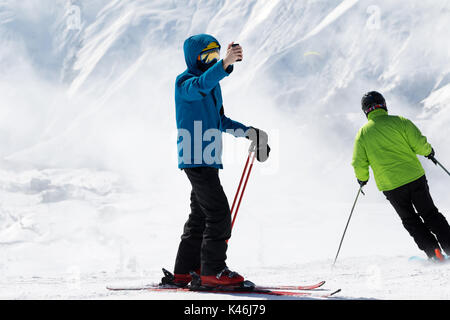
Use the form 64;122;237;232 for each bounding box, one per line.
183;34;221;75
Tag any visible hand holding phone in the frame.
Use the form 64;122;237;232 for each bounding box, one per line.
223;42;243;70
231;43;243;62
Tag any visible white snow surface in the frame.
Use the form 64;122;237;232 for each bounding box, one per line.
1;0;450;299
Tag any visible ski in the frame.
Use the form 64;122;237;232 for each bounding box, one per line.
106;281;326;292
106;268;338;298
409;255;449;263
255;281;326;291
106;284;341;298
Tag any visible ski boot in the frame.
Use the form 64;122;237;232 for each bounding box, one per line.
429;249;445;263
160;268;200;288
188;267;254;292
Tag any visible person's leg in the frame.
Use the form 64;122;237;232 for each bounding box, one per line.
184;167;232;276
174;187;205;275
411;176;450;256
383;181;440;258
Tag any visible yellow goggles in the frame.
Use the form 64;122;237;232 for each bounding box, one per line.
199;48;220;64
199;42;220;64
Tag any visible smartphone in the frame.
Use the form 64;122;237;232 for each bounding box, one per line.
231;43;242;62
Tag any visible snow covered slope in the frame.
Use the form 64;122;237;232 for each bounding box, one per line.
1;0;450;299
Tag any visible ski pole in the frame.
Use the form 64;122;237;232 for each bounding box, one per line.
227;149;256;244
333;186;364;266
430;156;450;177
229;152;252;217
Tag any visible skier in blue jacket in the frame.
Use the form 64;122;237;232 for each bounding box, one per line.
172;34;270;288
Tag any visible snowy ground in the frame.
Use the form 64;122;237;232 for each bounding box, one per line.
1;167;449;300
1;257;450;300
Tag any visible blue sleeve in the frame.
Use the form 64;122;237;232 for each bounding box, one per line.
220;108;249;138
177;60;232;101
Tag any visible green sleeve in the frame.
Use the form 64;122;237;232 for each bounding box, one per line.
403;118;432;156
351;130;370;181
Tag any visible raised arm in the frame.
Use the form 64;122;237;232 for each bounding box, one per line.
176;60;232;101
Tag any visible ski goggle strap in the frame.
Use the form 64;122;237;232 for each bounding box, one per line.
198;42;220;64
364;103;386;115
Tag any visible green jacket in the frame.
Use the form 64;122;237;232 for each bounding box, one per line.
352;109;432;191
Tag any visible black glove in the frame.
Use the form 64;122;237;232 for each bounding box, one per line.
245;127;271;162
426;148;437;164
357;179;368;187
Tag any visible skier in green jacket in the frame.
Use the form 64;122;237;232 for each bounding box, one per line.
352;91;450;261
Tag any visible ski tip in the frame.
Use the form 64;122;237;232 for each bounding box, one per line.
329;289;341;296
408;256;427;263
300;280;326;290
301;280;326;290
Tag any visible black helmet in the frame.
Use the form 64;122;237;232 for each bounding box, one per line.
361;91;387;116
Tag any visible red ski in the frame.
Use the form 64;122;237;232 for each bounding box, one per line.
255;281;326;291
106;269;339;298
106;280;326;292
106;284;341;298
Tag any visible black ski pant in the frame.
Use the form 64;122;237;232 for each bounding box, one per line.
174;167;231;276
383;175;450;257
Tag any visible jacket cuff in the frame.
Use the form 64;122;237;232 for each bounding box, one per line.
225;63;234;74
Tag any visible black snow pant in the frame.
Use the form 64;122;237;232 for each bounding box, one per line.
383;175;450;257
174;167;232;276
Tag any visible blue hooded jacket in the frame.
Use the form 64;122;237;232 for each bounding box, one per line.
175;34;249;169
